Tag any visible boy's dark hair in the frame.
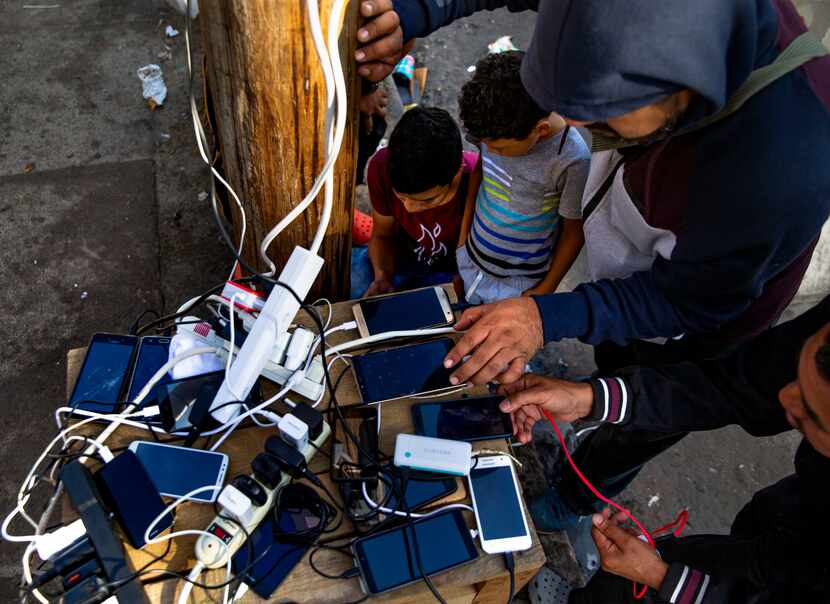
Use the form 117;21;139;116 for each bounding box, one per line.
459;50;549;141
388;107;462;194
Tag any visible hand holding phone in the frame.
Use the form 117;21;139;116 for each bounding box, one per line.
412;396;513;442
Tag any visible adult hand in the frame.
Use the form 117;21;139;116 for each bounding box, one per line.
498;374;593;443
356;1;414;81
591;508;668;590
444;297;544;386
364;277;395;297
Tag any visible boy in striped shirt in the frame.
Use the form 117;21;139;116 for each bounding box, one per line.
457;51;590;303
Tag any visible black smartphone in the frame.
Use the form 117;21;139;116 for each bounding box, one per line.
125;336;172;407
352;509;478;595
412;396;513;442
68;333;139;414
157;371;225;432
232;509;309;599
351;338;457;404
381;467;457;511
94;450;172;549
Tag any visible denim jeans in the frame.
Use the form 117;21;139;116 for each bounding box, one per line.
350;245;456;299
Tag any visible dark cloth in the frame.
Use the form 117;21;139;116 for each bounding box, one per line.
397;0;830;352
366;148;478;273
356;114;386;185
565;295;830;603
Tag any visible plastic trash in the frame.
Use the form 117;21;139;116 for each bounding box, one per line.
164;25;179;37
136;64;167;108
488;35;519;54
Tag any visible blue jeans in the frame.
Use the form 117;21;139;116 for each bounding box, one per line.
350;246;455;299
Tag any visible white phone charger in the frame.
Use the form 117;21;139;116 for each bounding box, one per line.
217;485;256;526
393;434;472;476
279;413;309;451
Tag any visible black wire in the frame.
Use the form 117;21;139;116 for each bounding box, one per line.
130;308;161;335
504;552;516;604
397;471;446;604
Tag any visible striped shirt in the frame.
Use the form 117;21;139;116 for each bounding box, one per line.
467;128;590;278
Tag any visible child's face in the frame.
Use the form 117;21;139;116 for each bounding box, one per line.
393;167;463;213
482;133;541;157
481;114;557;157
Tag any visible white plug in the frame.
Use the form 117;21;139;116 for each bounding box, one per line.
279;414;309;450
284;327;315;371
217;485;256;527
35;519;87;561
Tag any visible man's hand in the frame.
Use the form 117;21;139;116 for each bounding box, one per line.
359;87;389;117
443;297;544;386
591;508;668;590
364;277;395;297
356;1;413;81
497;374;593;443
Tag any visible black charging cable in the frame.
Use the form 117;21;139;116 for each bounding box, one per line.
504;552;515;604
397;470;447;604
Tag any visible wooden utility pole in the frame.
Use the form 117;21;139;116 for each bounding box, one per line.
200;1;360;300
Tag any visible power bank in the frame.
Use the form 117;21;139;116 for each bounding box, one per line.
95;450;173;548
393;434;472;476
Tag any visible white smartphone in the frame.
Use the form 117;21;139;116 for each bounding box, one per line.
467;455;532;554
352;286;454;338
128;441;229;503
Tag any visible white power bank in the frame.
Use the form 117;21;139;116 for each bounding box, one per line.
393;434;472;476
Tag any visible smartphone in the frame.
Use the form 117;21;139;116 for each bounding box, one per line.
232;508;310;599
128;441;228;503
331;406;379;483
351;338;459;404
467;455;532;554
412;396;513;442
380;468;457;511
352;509;478;595
353;287;454;338
125;336;172;407
157;370;225;432
68;333;139;414
94;450;173;548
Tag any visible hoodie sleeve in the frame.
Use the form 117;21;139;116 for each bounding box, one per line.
393;0;539;41
581;294;830;435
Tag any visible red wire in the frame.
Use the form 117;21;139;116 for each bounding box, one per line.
544;410;655;599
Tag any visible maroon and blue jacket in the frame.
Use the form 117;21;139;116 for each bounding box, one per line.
395;0;830;349
582;295;830;603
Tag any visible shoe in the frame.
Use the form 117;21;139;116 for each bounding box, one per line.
352;209;373;245
529;488;583;532
529;567;573;604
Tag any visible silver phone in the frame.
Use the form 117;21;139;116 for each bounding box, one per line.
352;286;454;338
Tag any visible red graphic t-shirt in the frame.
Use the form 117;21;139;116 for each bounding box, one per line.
367;148;478;271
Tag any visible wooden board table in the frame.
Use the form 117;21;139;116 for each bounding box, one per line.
65;287;546;603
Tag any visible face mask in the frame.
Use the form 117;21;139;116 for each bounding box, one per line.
586;114;680;146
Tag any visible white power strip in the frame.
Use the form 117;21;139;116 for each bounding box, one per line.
211;246;324;423
176;321;325;401
194;421;331;569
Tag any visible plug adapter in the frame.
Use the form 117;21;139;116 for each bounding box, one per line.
265;435;307;479
290;402;324;440
218;485;256;526
278;414;309;451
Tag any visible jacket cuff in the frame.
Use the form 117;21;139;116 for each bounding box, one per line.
585;377;631;424
393;0;424;40
657;563;712;604
530;291;590;343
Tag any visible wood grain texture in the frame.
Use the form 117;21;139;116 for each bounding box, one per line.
199;0;360;300
64;288;547;602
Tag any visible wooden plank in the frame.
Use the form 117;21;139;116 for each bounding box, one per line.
64;286;547;602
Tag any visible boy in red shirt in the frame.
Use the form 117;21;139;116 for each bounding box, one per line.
351;106;478;298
